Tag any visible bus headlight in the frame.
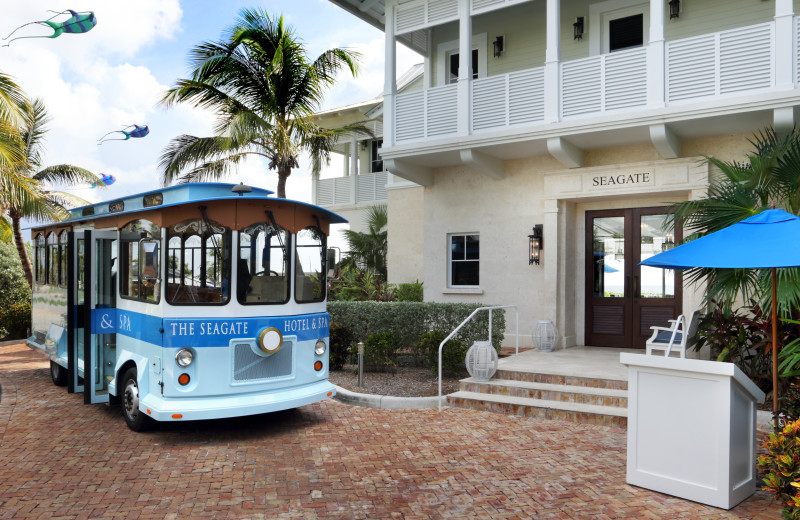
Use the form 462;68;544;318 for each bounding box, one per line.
315;339;327;356
175;348;194;367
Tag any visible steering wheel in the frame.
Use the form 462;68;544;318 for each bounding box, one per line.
253;270;279;277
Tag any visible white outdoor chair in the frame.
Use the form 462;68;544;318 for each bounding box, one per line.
645;310;700;358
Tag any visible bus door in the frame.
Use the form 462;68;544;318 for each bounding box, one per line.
82;230;118;404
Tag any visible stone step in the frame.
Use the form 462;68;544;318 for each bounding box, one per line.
447;390;628;428
494;369;628;391
459;378;628;408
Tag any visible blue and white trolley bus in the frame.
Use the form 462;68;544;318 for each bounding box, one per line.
27;183;343;431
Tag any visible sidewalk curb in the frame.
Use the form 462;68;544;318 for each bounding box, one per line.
333;385;444;410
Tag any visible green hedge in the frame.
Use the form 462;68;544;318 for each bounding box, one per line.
328;301;505;352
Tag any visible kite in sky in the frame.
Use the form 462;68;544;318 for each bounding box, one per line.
2;10;97;47
97;124;149;145
90;173;116;188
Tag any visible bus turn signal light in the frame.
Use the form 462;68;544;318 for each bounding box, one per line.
178;373;190;386
314;361;323;371
172;414;183;419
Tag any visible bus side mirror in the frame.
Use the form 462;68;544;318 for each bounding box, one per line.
326;248;337;279
139;239;160;280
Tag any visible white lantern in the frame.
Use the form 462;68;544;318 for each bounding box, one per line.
533;320;559;352
465;341;498;382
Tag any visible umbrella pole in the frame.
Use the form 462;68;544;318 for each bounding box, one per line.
772;267;779;427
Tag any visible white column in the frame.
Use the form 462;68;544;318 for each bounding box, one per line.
544;0;560;123
457;0;472;135
350;134;359;205
384;0;397;146
542;199;562;346
647;0;665;107
311;172;319;205
424;29;433;90
775;0;795;90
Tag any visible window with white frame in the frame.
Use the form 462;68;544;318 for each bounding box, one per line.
449;233;479;287
437;34;487;86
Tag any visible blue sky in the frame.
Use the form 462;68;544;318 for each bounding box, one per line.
1;1;420;215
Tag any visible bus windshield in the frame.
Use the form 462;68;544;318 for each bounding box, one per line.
237;221;290;304
166;218;231;305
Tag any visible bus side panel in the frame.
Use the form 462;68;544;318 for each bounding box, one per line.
111;336;159;398
27;283;68;366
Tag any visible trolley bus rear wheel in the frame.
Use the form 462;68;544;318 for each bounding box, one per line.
122;367;150;432
50;361;67;386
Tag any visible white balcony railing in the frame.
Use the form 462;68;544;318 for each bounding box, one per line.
395;83;458;142
315;171;388;207
393;20;785;145
666;21;773;103
561;47;647;118
472;66;545;132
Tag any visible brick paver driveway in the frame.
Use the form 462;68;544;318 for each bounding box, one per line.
0;344;783;519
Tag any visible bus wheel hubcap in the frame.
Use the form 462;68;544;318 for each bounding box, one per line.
124;380;139;419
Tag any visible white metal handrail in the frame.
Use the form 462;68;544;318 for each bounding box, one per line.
438;305;518;412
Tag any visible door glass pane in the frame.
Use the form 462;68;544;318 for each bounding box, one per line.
95;238;117;393
640;214;675;298
592;217;625;297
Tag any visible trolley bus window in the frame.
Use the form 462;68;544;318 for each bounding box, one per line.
46;232;58;285
295;227;326;303
166;218;231;305
120;220;161;303
77;239;85;304
34;234;46;285
58;231;68;287
238;222;290;304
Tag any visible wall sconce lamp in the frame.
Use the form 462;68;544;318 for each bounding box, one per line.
529;225;543;265
669;0;681;19
360;140;368;150
493;36;504;57
573;17;584;40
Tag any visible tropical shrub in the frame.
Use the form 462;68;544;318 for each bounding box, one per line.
758;420;800;519
0;240;31;339
357;331;400;372
694;300;773;393
779;379;800;424
394;281;423;302
327;301;505;353
327;266;394;301
329;322;355;371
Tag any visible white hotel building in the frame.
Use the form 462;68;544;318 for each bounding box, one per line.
315;0;800;351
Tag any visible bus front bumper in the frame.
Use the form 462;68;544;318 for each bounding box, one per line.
139;380;336;422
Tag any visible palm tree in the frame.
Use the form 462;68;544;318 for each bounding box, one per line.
159;9;367;198
342;204;388;280
0;71;27;169
5;98;100;287
0;71;47;244
669;128;800;312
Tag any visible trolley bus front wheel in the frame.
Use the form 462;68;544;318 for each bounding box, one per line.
122;367;151;432
50;361;67;386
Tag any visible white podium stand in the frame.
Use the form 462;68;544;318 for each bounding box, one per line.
621;353;766;510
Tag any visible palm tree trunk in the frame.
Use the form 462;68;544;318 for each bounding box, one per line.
276;167;291;199
10;210;33;288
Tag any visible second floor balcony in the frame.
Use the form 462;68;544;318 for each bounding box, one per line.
393;19;780;143
348;0;800;179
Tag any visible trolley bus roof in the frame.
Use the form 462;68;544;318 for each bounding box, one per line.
59;183;348;225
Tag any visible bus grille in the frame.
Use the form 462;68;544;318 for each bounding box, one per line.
233;342;293;381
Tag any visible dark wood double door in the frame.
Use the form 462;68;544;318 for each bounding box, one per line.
585;207;682;349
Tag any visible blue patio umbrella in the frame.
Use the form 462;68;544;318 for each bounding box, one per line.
640;209;800;417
